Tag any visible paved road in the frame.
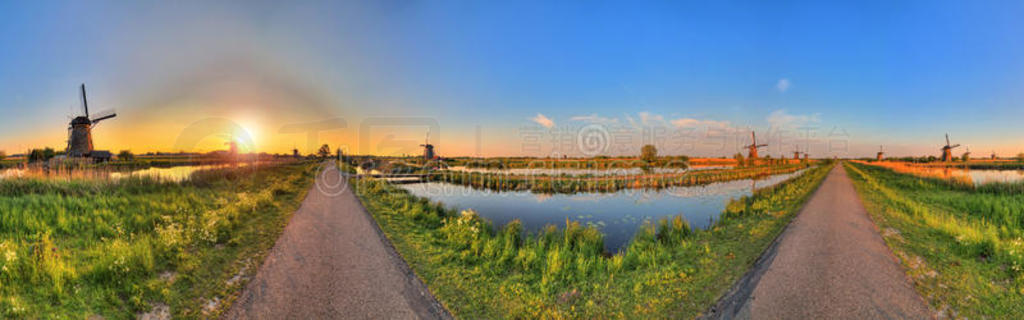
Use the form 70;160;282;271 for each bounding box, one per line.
708;164;932;319
225;164;450;320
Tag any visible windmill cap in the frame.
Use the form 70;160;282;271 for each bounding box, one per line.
71;116;91;125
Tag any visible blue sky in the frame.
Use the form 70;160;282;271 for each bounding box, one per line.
1;1;1022;157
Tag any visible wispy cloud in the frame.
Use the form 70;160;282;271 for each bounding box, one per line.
638;111;667;126
776;78;791;93
570;114;619;124
670;118;732;129
531;113;555;128
766;109;819;129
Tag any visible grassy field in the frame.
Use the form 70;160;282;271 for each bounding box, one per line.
354;162;832;318
844;162;1024;318
429;163;812;194
0;162;317;318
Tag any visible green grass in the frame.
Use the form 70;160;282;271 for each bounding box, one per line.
355;162;833;318
844;162;1024;318
0;162;317;318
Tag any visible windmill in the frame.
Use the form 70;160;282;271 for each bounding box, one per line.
744;131;768;160
991;150;997;160
877;145;884;161
941;134;960;162
792;146;801;162
420;131;436;160
66;84;117;158
962;146;971;162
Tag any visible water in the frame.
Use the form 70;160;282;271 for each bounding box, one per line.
0;163;257;182
441;165;731;176
399;169;806;252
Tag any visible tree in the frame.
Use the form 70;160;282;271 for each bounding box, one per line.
733;153;745;167
28;148;56;163
1017;153;1024;162
318;144;331;159
0;150;5;161
640;144;657;163
118;150;135;161
961;152;970;162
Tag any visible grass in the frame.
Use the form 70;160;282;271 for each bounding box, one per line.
844;162;1024;318
0;162;317;318
354;162;833;318
429;163;812;194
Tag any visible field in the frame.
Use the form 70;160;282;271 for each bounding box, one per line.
845;162;1024;318
0;162;317;318
354;161;833;318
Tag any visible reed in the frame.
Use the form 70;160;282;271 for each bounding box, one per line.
427;163;813;194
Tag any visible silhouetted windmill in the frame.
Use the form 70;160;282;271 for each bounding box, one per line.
420;131;435;160
877;145;884;161
67;84;117;158
792;146;801;162
962;146;971;161
991;150;997;160
745;131;768;160
941;134;960;162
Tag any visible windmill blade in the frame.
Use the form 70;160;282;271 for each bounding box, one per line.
945;133;950;146
951;144;961;149
90;109;117;124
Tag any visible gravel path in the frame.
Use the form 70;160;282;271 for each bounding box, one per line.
224;164;450;319
707;164;932;319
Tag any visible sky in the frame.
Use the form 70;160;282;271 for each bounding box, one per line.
1;1;1023;158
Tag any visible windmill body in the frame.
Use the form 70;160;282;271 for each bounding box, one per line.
67;84;117;159
941;134;960;162
876;145;884;161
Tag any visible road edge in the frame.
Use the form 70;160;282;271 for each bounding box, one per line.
347;173;455;320
698;163;837;320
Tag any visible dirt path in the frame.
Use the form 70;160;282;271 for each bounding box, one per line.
707;164;932;319
224;164;450;319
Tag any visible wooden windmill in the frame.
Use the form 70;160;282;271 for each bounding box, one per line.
66;84;117;157
745;131;768;160
877;145;884;161
941;133;960;162
792;145;801;161
962;146;971;162
420;131;436;160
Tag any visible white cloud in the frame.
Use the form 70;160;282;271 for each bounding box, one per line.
570;114;619;124
776;78;791;93
670;118;732;129
766;109;819;129
531;113;555;128
638;111;666;126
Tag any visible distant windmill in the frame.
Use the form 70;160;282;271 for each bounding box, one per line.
877;145;884;161
962;146;971;161
991;150;997;160
420;131;436;160
66;84;117;158
941;134;960;162
744;131;768;160
792;146;801;161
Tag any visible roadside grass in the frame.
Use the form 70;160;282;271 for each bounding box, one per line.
844;162;1024;318
0;162;317;318
355;162;833;318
